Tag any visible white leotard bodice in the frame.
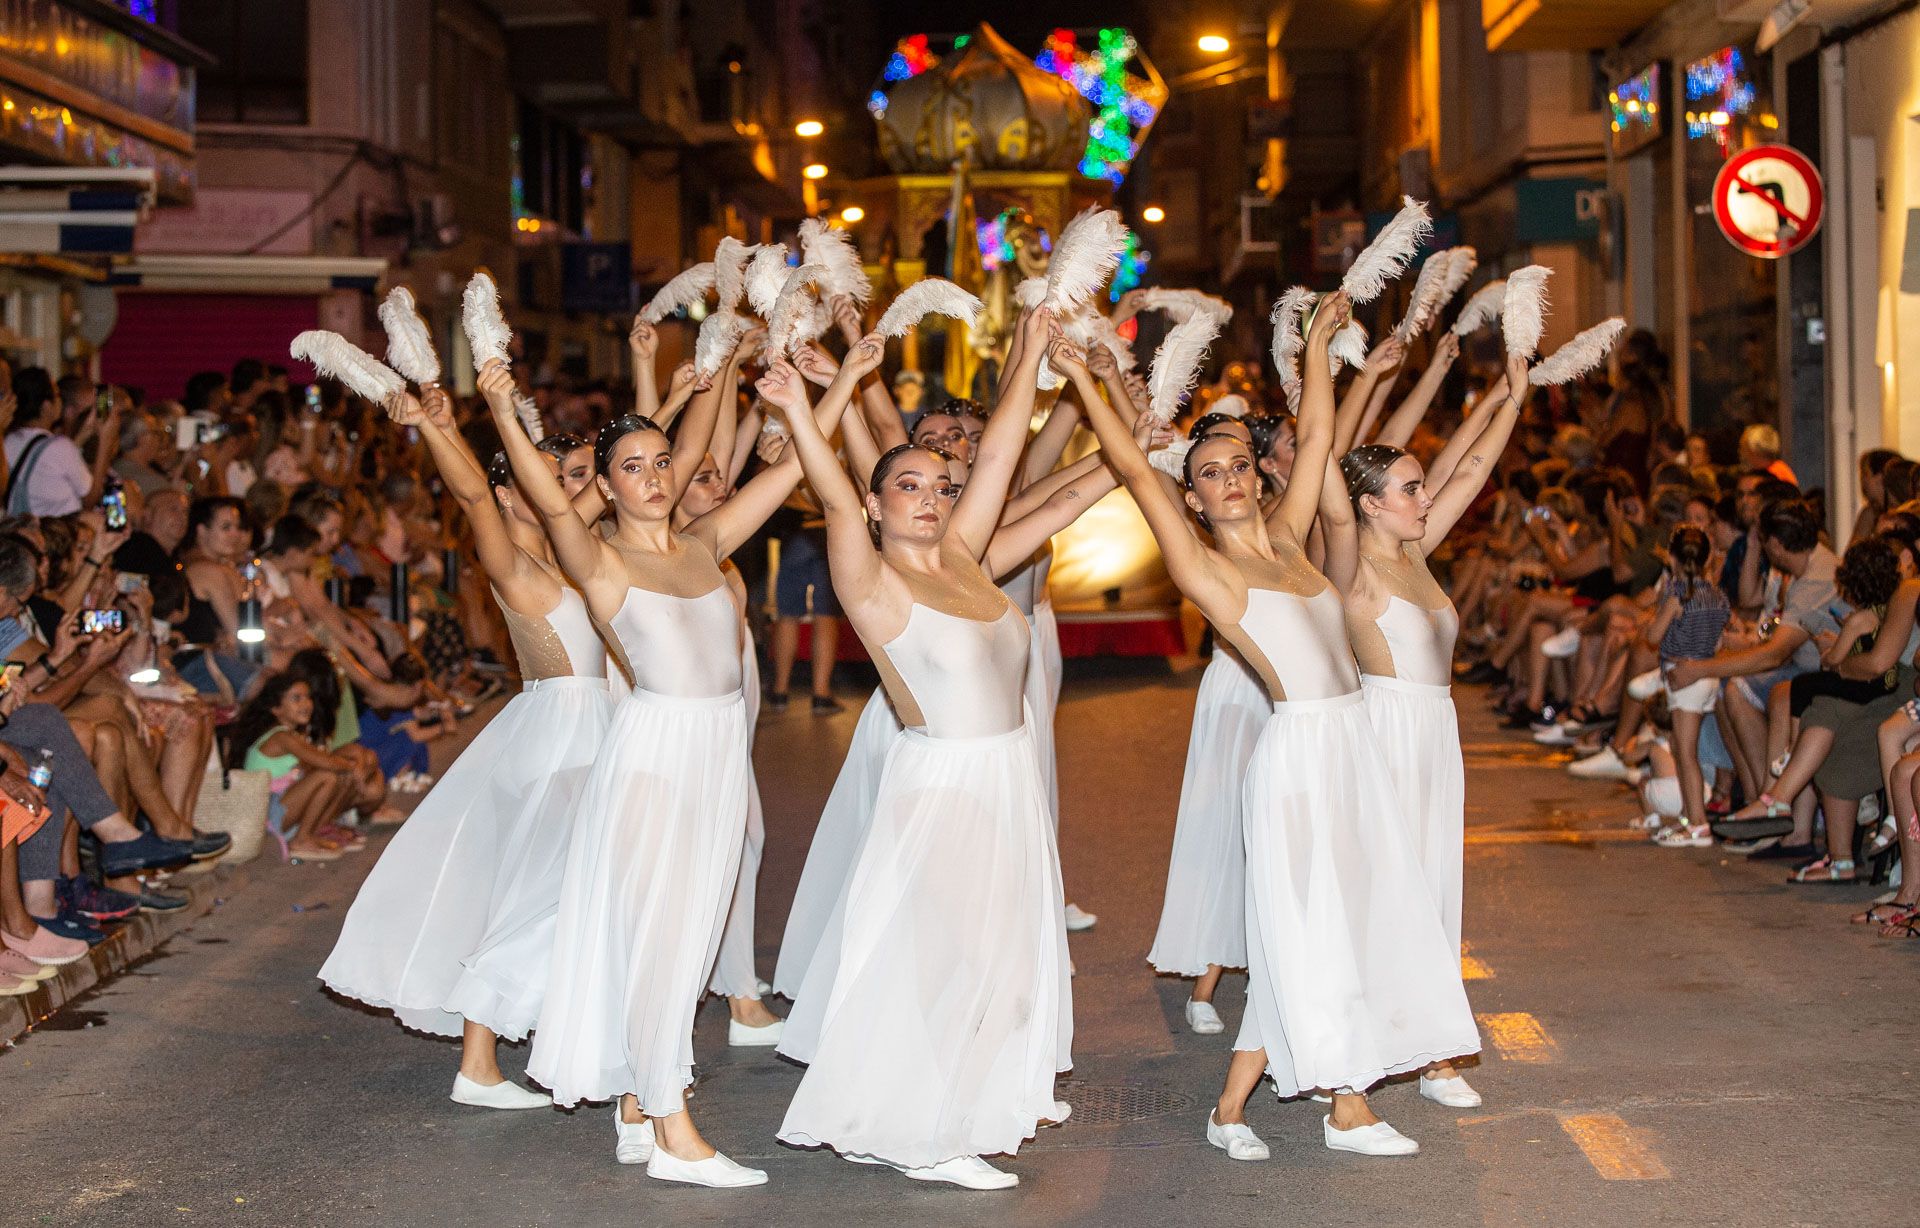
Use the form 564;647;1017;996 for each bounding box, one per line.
1238;586;1359;703
495;585;608;682
1368;595;1459;688
607;585;742;698
877;601;1029;739
999;545;1053;617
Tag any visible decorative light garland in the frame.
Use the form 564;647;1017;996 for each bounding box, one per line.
1035;26;1166;186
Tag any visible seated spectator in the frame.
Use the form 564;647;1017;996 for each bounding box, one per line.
175;496;261;699
1739;424;1797;487
5;367;117;517
112;410;181;496
355;653;450;791
233;670;361;862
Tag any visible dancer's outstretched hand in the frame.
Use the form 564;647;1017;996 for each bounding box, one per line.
793;344;839;388
1430;332;1460;372
1502;349;1529;408
629;317;658;361
843;334;885;383
1366;335;1407;375
1086;340;1119;381
1308;291;1351;347
476;359;516;412
382;389;424;427
755;360;805;414
1046;335;1090;383
1134;412;1175;455
420;385;456;432
831;294;863;344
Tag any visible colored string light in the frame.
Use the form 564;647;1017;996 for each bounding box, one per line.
1036;27;1166;186
1109;229;1149;302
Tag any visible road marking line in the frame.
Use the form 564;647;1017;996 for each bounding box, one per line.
1557;1112;1671;1180
1460;943;1494;980
1477;1011;1558;1062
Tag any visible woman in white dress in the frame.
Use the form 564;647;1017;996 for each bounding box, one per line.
317;388;612;1109
773;334;1115;994
1066;297;1485;1158
1318;359;1525;1110
774;314;1087;1190
502;342;869;1188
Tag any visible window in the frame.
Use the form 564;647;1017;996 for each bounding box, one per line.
177;1;310;124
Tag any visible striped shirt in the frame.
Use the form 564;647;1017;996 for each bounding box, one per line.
1660;571;1730;661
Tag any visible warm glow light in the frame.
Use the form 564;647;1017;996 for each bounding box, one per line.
794;119;824;138
237;628;267;644
802;163;828;180
1197;34;1231;54
128;667;160;684
1141;205;1166;224
840;205;865;223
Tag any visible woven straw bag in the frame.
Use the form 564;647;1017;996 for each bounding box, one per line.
192;766;272;863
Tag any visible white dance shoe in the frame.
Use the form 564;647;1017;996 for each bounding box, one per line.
728;1017;785;1047
613;1108;655;1164
1184;998;1224;1035
449;1073;549;1110
903;1156;1018;1190
1206;1111;1270;1161
1419;1073;1483;1108
645;1146;768;1188
1040;1100;1073;1127
1323;1117;1420;1156
1063;903;1098;931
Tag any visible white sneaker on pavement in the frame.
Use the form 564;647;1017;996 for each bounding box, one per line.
450;1073;549;1110
1568;745;1631;781
1184;998;1224;1034
1063;903;1097;931
1207;1111;1271;1161
613;1107;655;1164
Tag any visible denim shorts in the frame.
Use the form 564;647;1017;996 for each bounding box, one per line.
775;529;839;618
1730;663;1802;711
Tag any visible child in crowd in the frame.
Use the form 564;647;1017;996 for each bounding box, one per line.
235;672;363;862
355;653;449;793
1623;692;1681;830
1645;525;1731;848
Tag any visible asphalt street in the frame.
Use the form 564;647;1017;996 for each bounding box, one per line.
7;658;1915;1227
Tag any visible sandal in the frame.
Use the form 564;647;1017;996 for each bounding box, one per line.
1788;856;1856;883
1849;901;1915;925
1733;793;1794;822
1881;911;1920;939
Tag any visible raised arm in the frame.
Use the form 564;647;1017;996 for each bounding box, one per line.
1426;372;1508;490
389;387;524;590
477;360;612;595
1003;450;1106;522
1373;332;1458;448
650;360;700;429
692;344;879;560
630;316;661;420
1332;336;1404;456
1420;351;1526;553
1317;454;1360;592
1274;292;1349;546
664;350;734;501
988;433;1134;578
1055;338;1239;614
762;348;886;610
1019;387;1082;490
949;308;1049;558
793;341;881;489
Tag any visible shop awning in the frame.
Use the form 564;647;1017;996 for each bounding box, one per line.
108;254;386;294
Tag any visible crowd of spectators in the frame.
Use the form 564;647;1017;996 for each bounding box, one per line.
0;353;503;995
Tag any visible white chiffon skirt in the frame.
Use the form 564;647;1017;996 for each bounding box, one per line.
1025;600;1064;826
1234;692;1479;1096
318;677;613;1039
528;687;751;1112
709;647;765;999
1148;650;1266;976
771;687;899;997
1362;675;1466;955
778;721;1072;1168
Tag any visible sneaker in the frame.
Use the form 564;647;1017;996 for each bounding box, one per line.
10;920;92;962
1531;721;1582;747
1063;903;1098;931
1540;627;1581;659
58;875;139;922
126;880;189;913
185;828;232;860
810;694;845;715
1652;824;1712;848
1629;812;1667;831
1567;746;1632;781
98;831;194;877
1625;668;1663;701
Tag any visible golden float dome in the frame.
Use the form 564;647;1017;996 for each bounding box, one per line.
876;23;1090;174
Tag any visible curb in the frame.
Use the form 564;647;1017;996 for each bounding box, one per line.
1;857;250;1046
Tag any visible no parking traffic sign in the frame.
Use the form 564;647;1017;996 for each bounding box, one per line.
1711;144;1824;259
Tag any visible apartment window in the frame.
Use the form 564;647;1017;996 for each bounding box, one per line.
514;100;587;233
178;1;310;124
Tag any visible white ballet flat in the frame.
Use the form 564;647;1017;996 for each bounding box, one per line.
645;1146;768;1188
756;979;772;996
903;1155;1018;1189
1323;1117;1420;1156
1419;1073;1483;1109
1063;903;1098;931
613;1108;655;1164
449;1073;549;1110
1184;998;1224;1034
1040;1101;1072;1127
728;1017;784;1047
1206;1111;1270;1161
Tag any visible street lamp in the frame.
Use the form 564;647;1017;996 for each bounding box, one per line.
840;205;865;223
802;163;828;180
794;118;825;138
1142;205;1166;224
1197;34;1231;54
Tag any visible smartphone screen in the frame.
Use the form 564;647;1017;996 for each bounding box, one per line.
0;662;23;696
95;388;112;420
102;488;127;530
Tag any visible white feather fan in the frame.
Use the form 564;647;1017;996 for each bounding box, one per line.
694;309;750;378
713;236;755;312
767;265;830;358
744;244;792;320
1044;207;1128;312
1441;246;1478;302
1210;394;1249;418
460;272;513;369
378;287;440;386
1530;317;1626;386
798;217;872;307
289;331;405;404
1450;279;1506;337
1501;265;1553;359
1138;288;1233;325
639;263;716;324
1147;434;1193;481
510;391;545;443
874;278;984;338
1328;319;1371;374
1341;196;1432;304
1014;277;1048;311
1147;310;1221;423
1268;286;1317;394
1392;252;1452;341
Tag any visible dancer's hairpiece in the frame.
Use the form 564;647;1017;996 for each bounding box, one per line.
594;414;666;477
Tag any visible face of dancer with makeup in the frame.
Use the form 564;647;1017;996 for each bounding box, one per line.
1183;435;1261;527
911;414;970;464
1260;416;1297;484
1356;454;1434;543
678;453;729;520
598;426;675;522
556;445;593;498
867;447;959;547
